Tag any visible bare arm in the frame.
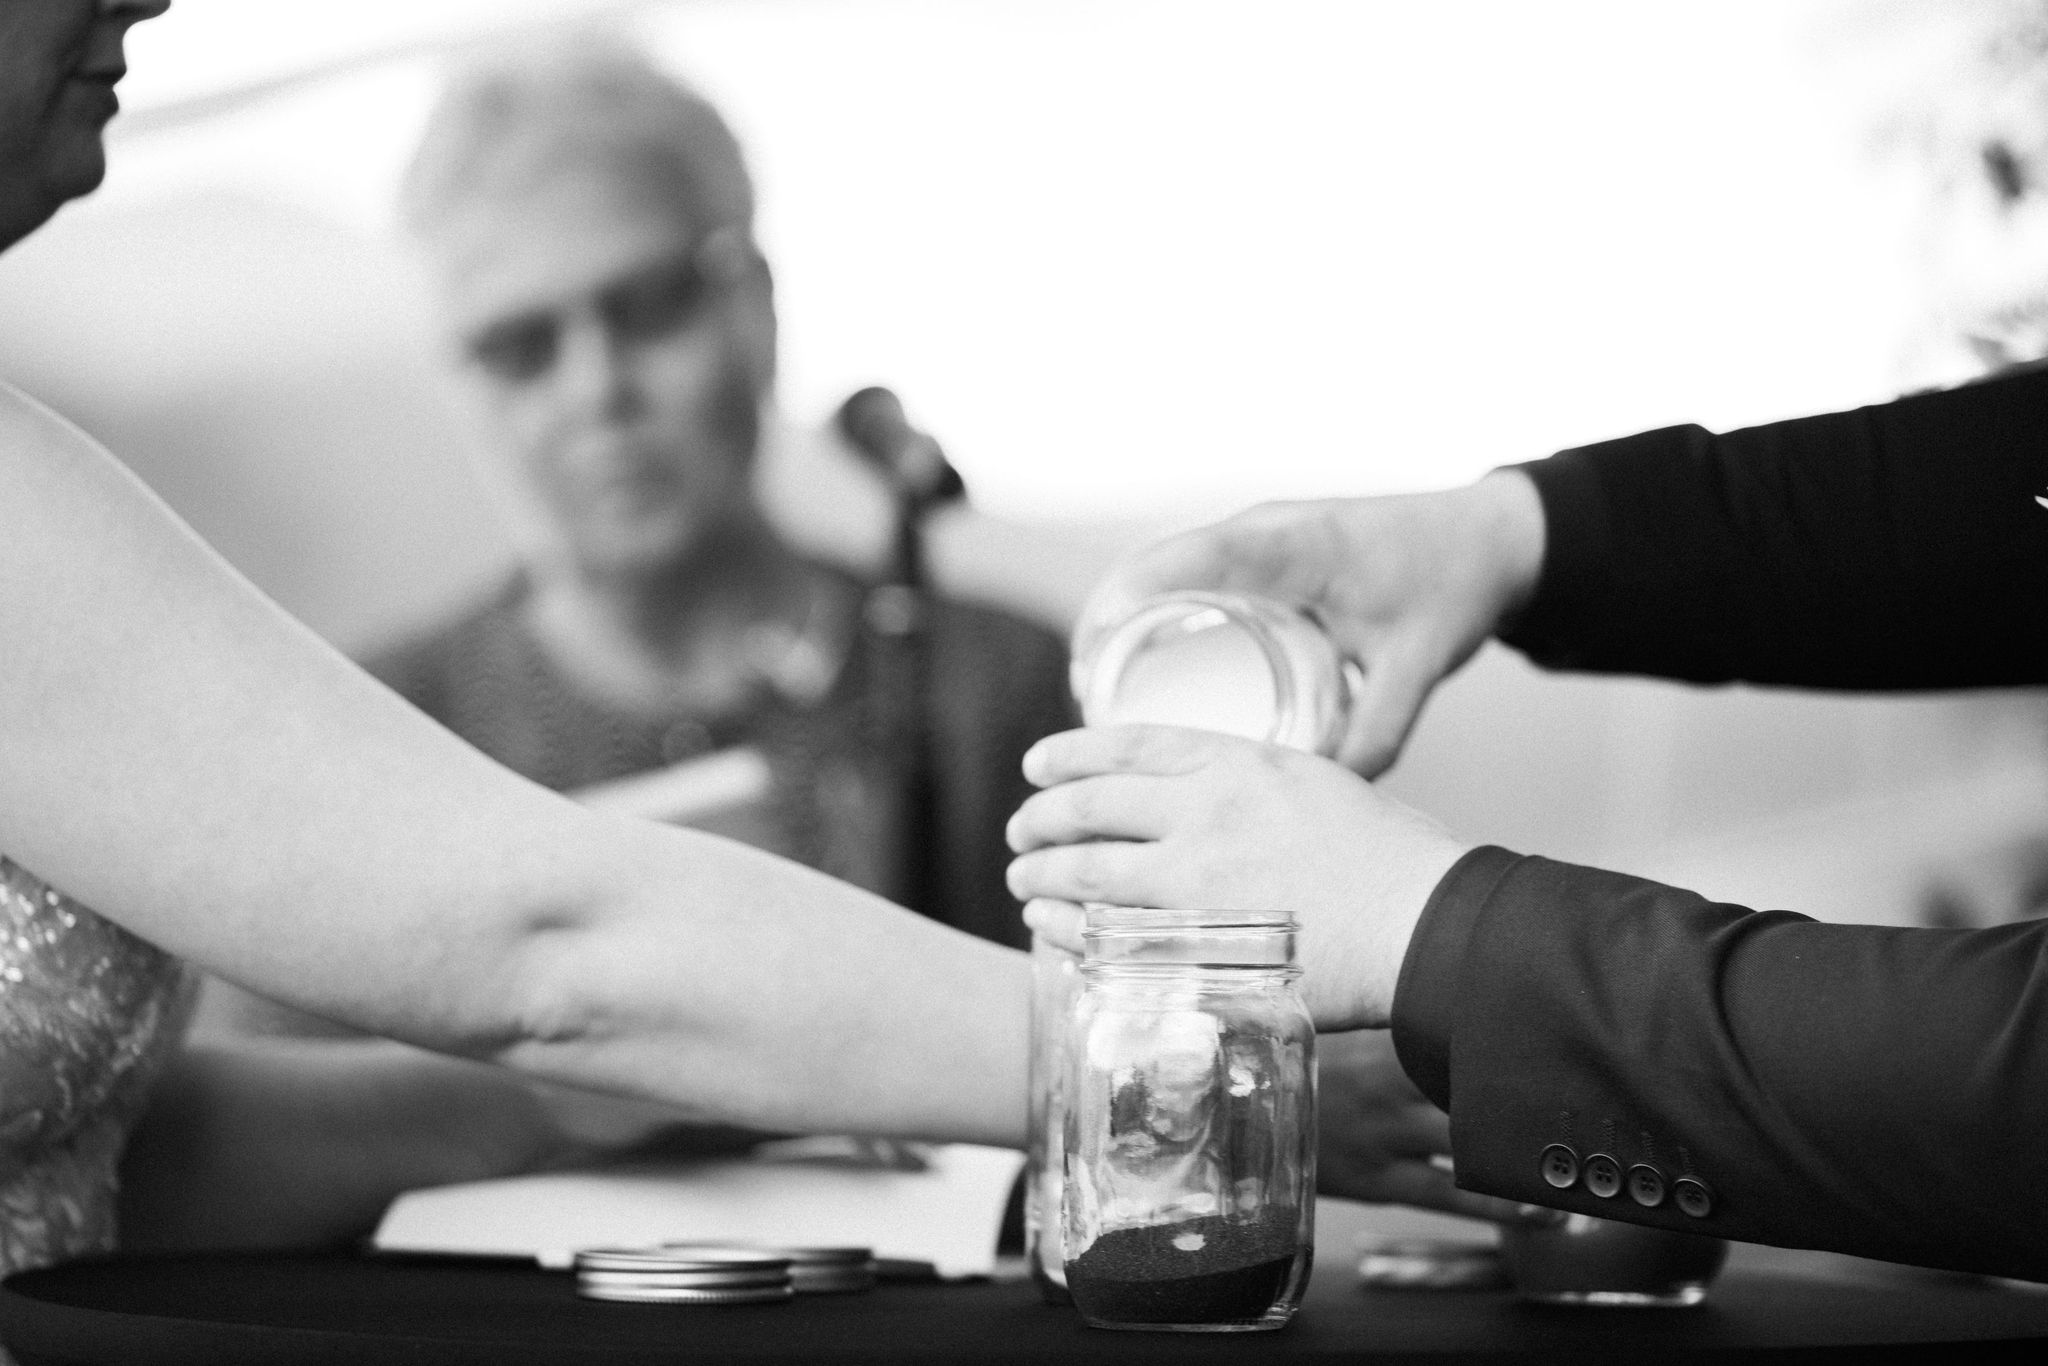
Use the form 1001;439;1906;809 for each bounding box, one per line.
0;386;1026;1144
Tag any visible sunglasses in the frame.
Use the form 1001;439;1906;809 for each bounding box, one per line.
464;228;758;385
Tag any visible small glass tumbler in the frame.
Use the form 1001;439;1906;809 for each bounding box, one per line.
1500;1215;1728;1307
1061;909;1316;1332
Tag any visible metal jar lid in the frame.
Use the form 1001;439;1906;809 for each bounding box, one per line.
578;1283;795;1305
662;1242;878;1295
574;1246;794;1305
780;1246;879;1294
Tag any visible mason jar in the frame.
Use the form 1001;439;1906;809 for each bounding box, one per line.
1071;591;1358;754
1060;908;1316;1332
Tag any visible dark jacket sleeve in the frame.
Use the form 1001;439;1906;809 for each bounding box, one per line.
1502;366;2048;688
1393;847;2048;1281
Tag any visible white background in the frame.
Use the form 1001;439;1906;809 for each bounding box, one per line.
99;0;1960;519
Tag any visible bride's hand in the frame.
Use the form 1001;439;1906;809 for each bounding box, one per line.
1007;724;1468;1030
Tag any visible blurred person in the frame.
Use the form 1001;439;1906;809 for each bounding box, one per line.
0;0;1033;1284
1008;361;2048;1281
350;43;1073;957
355;47;1519;1232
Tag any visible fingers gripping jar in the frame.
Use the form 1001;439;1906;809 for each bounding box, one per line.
1061;909;1316;1332
1026;593;1354;1302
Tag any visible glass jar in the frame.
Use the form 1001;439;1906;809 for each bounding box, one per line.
1500;1216;1728;1307
1060;908;1316;1332
1071;591;1358;754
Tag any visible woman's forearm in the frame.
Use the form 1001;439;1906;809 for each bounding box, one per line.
0;384;1028;1146
482;815;1031;1144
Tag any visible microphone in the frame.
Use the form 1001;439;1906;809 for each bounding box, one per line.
834;387;950;919
835;385;967;509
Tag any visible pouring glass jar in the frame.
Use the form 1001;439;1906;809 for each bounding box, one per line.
1070;591;1358;755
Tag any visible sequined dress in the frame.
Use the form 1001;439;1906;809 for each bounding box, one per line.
0;857;194;1282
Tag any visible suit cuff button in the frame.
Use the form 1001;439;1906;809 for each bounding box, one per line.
1582;1153;1622;1198
1626;1164;1666;1208
1673;1177;1714;1218
1539;1143;1579;1189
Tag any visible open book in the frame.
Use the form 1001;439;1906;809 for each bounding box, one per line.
372;1140;1025;1280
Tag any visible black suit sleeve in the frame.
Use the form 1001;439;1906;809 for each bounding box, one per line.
1393;846;2048;1280
1382;353;2048;1280
1501;366;2048;688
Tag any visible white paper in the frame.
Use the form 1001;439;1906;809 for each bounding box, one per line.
372;1142;1024;1279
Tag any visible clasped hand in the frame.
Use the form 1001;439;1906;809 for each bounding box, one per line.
1006;724;1539;1223
1005;723;1466;1031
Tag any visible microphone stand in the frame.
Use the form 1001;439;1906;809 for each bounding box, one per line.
838;390;963;924
877;488;943;922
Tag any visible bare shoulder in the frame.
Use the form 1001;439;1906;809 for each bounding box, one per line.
0;380;161;513
0;380;89;452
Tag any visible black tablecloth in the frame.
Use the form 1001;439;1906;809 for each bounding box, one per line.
6;1251;2048;1364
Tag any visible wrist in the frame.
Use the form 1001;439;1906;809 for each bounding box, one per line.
1467;469;1546;634
1360;828;1470;1028
1313;809;1470;1032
